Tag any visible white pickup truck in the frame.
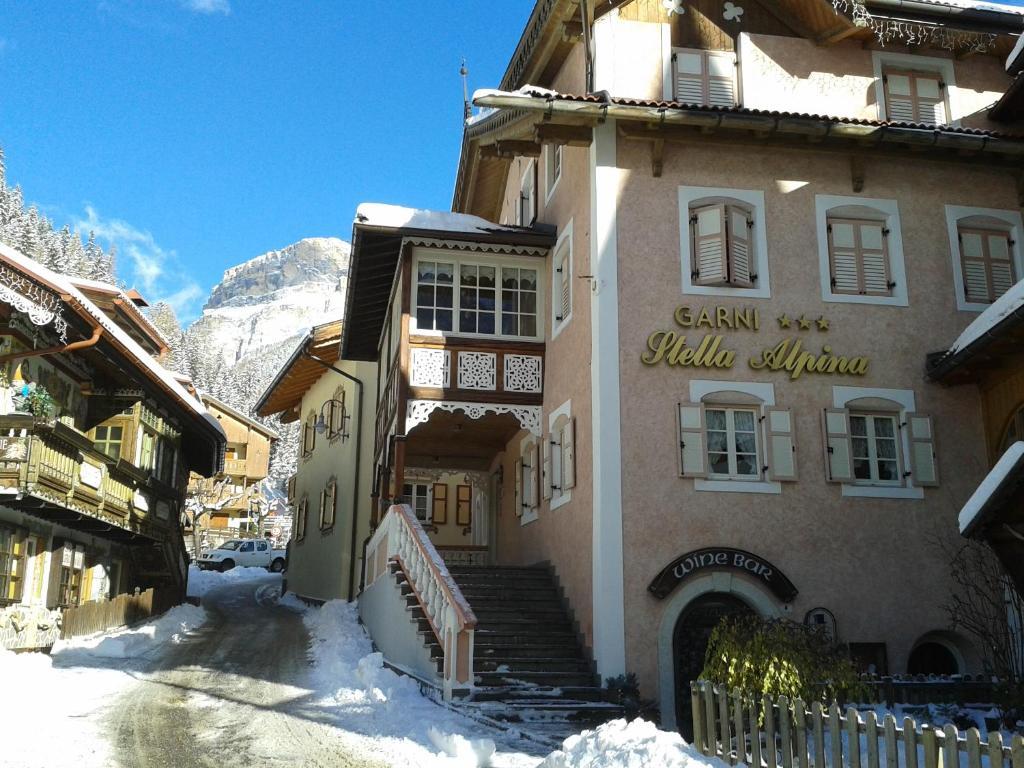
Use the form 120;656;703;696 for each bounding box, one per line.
196;539;287;573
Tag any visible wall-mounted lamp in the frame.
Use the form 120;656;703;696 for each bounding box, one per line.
314;398;350;441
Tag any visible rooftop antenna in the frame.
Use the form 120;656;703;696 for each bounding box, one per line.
460;58;471;121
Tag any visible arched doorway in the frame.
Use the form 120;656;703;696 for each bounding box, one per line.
673;592;754;737
907;641;960;676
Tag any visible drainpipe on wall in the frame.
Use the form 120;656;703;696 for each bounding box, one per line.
0;325;104;364
299;346;365;602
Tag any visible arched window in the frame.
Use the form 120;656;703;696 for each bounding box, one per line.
688;198;756;288
955;214;1017;305
302;411;316;457
825;204;893;297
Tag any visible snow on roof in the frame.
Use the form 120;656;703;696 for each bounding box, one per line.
921;0;1024;15
948;278;1024;354
0;243;212;421
960;441;1024;534
1008;33;1024;71
354;203;529;236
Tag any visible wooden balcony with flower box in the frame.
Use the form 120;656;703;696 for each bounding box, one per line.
0;413;178;541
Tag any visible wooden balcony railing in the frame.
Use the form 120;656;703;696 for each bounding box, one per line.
0;415;174;533
408;337;544;403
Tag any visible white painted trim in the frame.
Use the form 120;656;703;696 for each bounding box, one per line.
832;385;924;499
551;220;574;339
871;50;958;126
815;194;909;307
548;399;573;511
662;23;673;101
590;118;627;680
678;186;772;299
689;379;781;494
944;205;1024;313
657;571;783;732
544;145;562;206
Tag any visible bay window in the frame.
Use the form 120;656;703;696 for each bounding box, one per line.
413;255;542;340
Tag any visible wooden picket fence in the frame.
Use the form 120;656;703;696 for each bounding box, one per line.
691;680;1024;768
60;587;178;640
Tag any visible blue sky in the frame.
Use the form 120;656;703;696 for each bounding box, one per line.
0;1;531;322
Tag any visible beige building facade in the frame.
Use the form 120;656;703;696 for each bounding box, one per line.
342;0;1024;728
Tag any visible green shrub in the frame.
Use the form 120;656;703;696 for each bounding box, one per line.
25;386;54;419
700;615;865;703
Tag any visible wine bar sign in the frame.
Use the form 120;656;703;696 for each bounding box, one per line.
647;547;798;602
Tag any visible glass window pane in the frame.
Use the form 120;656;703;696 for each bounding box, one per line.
436;286;453;308
417;308;433;329
436;263;454;283
706;410;726;430
851;438;869;458
436;311;453;332
502;315;518;336
520;317;536;337
878;460;898;481
709;454;729;474
874;418;895;438
479;313;495;335
417;285;434;307
502;290;518;313
521;292;537;314
520;270;538;291
733;411;755;431
735;456;756;476
849;416;867;436
734;433;756;454
479;266;496;287
853;459;871;479
876;439;897;460
461;265;477;285
460;311;476;333
707;432;728;452
418;262;436;282
461;287;477;310
479;289;495;312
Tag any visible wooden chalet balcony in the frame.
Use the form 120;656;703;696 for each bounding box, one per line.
407;336;544;404
223;458;247;476
0;415;175;538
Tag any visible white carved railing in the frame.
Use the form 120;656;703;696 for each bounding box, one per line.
364;504;477;699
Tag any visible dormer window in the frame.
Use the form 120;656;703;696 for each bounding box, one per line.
879;66;948;124
672;48;737;107
688;201;755;288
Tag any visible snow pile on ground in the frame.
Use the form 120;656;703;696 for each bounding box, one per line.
299;598;536;767
539;719;728;768
54;603;206;660
0;603;208;768
186;563;273;598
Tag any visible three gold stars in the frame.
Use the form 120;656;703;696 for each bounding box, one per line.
777;314;830;331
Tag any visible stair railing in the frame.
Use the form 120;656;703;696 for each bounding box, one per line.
364;503;477;699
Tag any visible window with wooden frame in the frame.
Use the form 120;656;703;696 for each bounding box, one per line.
545;144;562;200
689;202;756;288
958;225;1016;305
456;485;472;527
320;478;337;530
881;68;948;124
93;424;124;460
673;48;737;107
402;482;430;522
517;161;537;226
678;402;797;483
431;483;448;525
826;216;893;297
295;496;308;542
0;525;25;604
328;386;348;441
57;542;85;607
821;408;937;488
302;412;316;458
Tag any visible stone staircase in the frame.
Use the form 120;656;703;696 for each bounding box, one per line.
400;564;623;745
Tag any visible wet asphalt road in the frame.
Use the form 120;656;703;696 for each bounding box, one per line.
107;574;387;768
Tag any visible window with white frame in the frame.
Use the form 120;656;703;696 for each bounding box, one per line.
402;482;431;522
822;389;938;497
672;48;737;107
514;436;540;523
816;196;908;307
678;385;796;492
881;68;948;124
689;201;756;288
946;207;1023;311
413;254;543;340
544;401;576;510
545;144;562;200
679;187;771;299
551;225;572;336
517;162;536;226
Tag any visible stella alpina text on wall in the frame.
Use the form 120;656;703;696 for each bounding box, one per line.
641;305;869;380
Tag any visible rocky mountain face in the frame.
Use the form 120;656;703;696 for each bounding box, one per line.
182;237;350;488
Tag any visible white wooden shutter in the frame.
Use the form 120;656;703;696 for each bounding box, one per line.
706;50;737;107
674;50;706;104
765;407;798;482
859;221;891;296
514;458;524;516
828;219;861;294
906;413;939;487
726;205;753;287
678;403;707;478
960;227;1016;303
674;49;736;107
883;69;947;124
542;436;553;501
883;70;917;122
691;204;728;286
556;248;571;323
821;409;854;483
562;418;576;490
913;72;947;124
988;232;1016;299
528;443;540;509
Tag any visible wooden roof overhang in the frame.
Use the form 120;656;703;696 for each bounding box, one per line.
472;90;1024;177
254;321;343;423
341;222;557;362
201;393;280;440
926;304;1024;385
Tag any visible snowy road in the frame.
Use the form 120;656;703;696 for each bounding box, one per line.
107;574;386;768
